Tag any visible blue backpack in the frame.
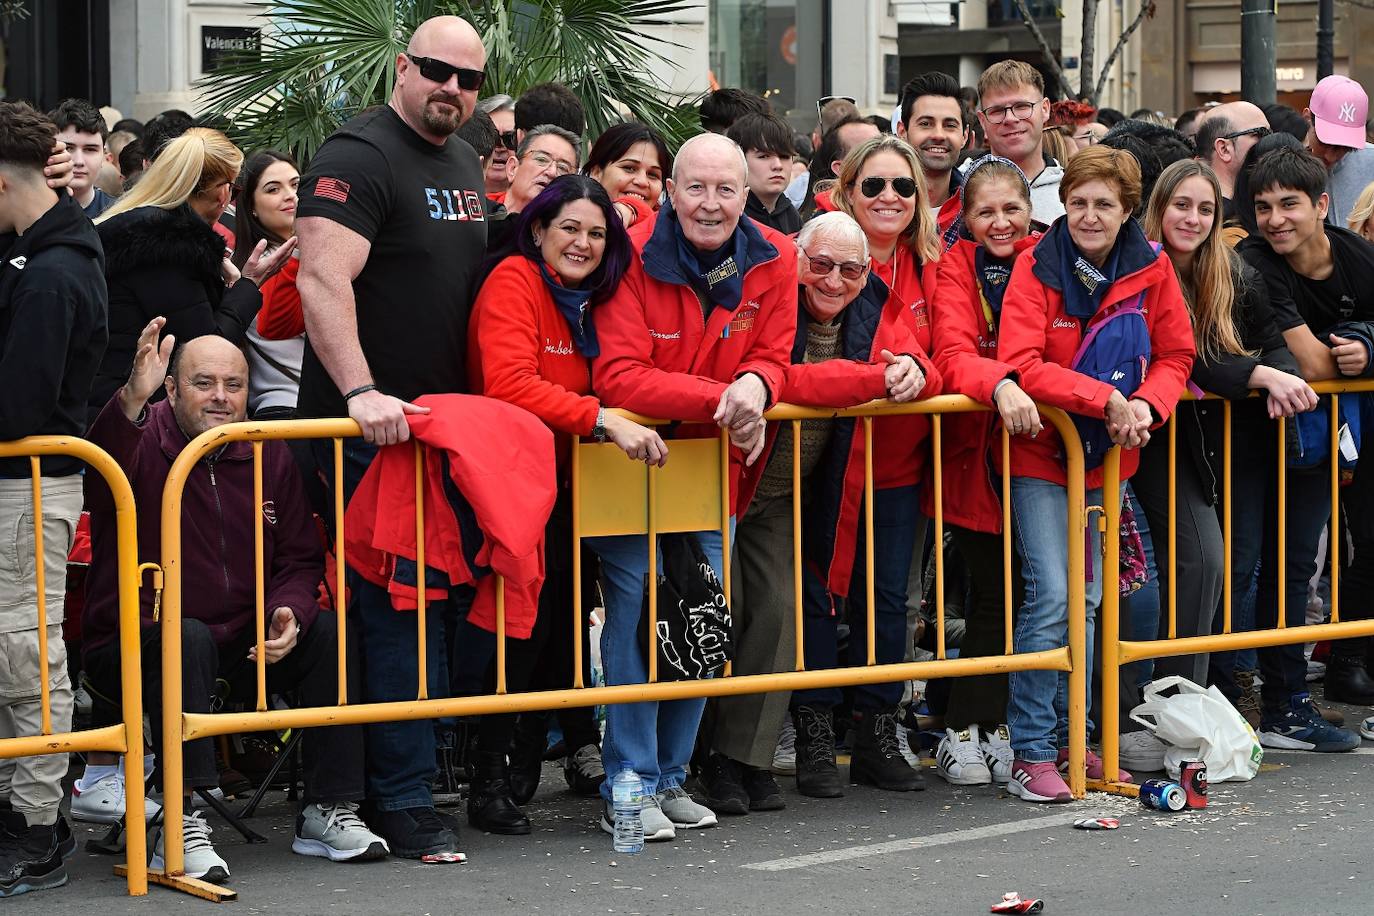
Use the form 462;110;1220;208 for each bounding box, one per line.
1289;392;1366;471
1069;290;1151;470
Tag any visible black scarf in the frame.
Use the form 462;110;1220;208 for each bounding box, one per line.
672;208;747;318
536;260;599;358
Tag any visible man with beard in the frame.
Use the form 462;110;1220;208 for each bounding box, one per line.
293;14;487;860
897;71;972;247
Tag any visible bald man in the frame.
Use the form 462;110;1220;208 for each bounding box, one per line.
585;132;797;839
81;321;382;881
1194;101;1271;212
294;15;487;859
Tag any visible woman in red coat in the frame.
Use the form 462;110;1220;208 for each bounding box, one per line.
997;146;1195;803
464;175;664;834
929;156;1042;789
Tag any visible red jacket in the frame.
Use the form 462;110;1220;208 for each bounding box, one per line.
592;207;797;517
256;255;303;340
868;244;937;347
468;255;599;472
775;275;942;596
927;235;1038;533
344;394;557;638
998;223;1195;488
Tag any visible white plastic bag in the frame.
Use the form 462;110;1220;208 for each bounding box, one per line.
1129;675;1263;782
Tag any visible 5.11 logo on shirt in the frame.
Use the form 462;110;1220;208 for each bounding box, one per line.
424;187;486;222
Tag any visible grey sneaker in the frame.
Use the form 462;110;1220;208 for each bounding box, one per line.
771;720;797;775
600;796;675;842
1118;730;1167;772
292;802;389;862
657;786;717;829
150;811;229;884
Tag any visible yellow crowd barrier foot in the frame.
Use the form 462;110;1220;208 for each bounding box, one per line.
122;866;239;902
1086;778;1140;798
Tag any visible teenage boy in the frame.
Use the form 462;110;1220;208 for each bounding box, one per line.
727;112;801;235
1240;146;1374;751
0;100;108;898
897;71;970;244
48;98;115;218
971;60;1063;225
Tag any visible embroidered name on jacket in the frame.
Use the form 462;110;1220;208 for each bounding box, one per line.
650;328;681;340
1052;317;1078;330
728;304;759;334
544;338;575;355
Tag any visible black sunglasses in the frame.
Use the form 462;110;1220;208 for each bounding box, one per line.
1222;126;1271;142
857;175;918;199
496;130;518;151
802;251;867;280
405;53;486;91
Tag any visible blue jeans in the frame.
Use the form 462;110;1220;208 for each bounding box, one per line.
1008;477;1117;762
791;485;923;711
316;439;459;811
588;527;729;802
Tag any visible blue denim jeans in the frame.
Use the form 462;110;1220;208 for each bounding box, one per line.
316;439;459;811
791;485;923;711
1008;477;1117;762
588;526;729;802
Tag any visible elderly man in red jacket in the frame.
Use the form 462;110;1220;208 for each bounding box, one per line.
588;132;797;841
80;319;386;882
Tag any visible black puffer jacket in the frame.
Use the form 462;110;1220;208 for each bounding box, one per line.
90;204;262;423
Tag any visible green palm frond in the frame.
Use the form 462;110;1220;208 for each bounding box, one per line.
198;0;701;164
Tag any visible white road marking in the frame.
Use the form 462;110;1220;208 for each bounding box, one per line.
741;811;1070;871
1264;746;1374;756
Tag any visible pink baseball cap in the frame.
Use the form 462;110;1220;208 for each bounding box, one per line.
1310;75;1368;149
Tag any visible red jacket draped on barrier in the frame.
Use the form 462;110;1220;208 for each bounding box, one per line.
344;393;556;639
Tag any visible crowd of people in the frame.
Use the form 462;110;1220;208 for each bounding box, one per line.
2;11;1374;898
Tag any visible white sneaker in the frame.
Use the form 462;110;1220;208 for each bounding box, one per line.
70;772;159;824
292;802;389;862
895;720;922;768
936;726;992;786
979;725;1014;785
772;720;797;775
151;811;229;883
1360;716;1374;741
1118;730;1167;772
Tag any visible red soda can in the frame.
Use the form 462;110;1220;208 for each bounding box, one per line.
1180;759;1207;809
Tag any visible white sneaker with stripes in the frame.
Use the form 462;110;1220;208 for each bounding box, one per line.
936;725;992;786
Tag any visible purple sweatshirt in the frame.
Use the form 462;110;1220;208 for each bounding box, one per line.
81;393;323;656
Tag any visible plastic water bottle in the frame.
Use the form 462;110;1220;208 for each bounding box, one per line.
610;767;644;853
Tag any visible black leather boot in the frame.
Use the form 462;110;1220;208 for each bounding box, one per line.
466;752;531;835
791;705;843;798
507;713;547;806
851;708;925;791
1325;654;1374;706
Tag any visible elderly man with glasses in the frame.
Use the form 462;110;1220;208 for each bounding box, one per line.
1194;101;1273;220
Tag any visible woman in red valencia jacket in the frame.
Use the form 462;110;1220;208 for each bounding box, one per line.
463;175;665;836
928;156;1043;791
997;146;1195;804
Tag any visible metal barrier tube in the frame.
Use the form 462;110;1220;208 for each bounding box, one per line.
1167;418;1177;640
252;442;267;712
571;434;585;690
414;442;428;700
1060;417;1089;799
720;428;732;679
863;416;876;666
792;419;804;672
932;415;946;660
1120;618;1374;664
496;577;508;694
1277;417;1286;629
1096;448;1124;792
29;462;51;737
1222;401;1232;634
1330;394;1340;624
1002;428;1013;656
647;450;659;685
333;438;347;705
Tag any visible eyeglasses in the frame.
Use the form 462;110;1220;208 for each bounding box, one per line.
980;99;1041;125
405;53;486;91
1222;126;1271;143
856;175;918;199
816;95;857;119
802;250;867;280
1073;131;1098;145
496;130;518;151
523;150;575;176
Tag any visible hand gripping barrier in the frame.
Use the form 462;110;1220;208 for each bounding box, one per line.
0;438;146;896
1095;379;1374;795
149;396;1089;901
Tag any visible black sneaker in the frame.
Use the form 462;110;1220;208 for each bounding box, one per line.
0;805;73;863
0;824;66;898
741;766;785;811
563;743;607;798
699;754;749;816
366;805;460;859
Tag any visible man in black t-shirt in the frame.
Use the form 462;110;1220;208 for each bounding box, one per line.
1240;147;1374;753
294;14;487;861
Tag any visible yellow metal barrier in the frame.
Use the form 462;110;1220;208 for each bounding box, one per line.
1095;379;1374;796
0;437;147;896
148;397;1091;901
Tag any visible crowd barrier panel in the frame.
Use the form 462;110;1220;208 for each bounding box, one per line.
151;396;1091;901
1095;379;1374;795
0;437;147;896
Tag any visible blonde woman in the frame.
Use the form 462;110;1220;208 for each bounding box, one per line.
1129;159;1314;763
90;128;294;419
1347;180;1374;242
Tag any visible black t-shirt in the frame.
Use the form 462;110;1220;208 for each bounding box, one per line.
1241;225;1374;335
295;105;487;418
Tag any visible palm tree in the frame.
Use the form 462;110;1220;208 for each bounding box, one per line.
198;0;699;164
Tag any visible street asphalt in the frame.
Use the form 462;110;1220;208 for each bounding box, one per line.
10;701;1374;915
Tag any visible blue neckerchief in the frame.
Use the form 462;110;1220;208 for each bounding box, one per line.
536;260;599;358
1051;218;1124;320
670;207;747;318
974;246;1014;328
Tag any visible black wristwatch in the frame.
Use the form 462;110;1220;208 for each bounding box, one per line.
592;407;608;442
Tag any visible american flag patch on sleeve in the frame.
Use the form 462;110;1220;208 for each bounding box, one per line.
314;177;351;203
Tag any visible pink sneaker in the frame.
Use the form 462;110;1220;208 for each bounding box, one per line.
1057;748;1133;783
1006;760;1072;803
